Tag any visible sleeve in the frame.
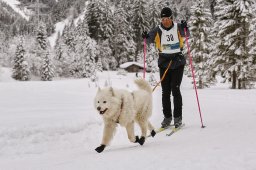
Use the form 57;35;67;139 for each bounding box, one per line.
178;23;190;37
146;26;159;44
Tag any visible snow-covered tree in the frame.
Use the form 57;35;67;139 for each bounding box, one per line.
149;0;160;29
30;22;51;77
12;39;30;81
81;55;96;78
84;0;100;41
85;0;114;42
111;4;136;66
146;44;158;86
213;0;255;89
41;51;54;81
96;58;103;72
36;22;48;51
246;7;256;87
72;19;98;78
131;0;150;59
0;31;9;67
209;0;217;19
188;0;213;88
62;20;76;52
99;0;114;40
53;20;79;78
146;44;158;73
98;39;115;70
53;31;72;77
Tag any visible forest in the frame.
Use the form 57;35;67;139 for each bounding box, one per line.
0;0;255;89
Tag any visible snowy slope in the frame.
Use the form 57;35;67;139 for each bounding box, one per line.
48;19;69;48
1;0;29;20
48;5;86;48
0;69;255;170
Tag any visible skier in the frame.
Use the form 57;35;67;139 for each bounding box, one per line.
142;7;189;128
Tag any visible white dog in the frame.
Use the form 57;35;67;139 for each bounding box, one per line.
94;78;156;153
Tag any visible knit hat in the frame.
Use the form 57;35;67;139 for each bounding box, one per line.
161;7;172;18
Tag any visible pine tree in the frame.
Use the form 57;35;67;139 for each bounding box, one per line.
98;39;114;70
82;55;96;78
12;39;30;81
31;22;50;77
53;31;72;77
98;0;114;40
146;44;158;73
85;0;101;41
110;3;136;66
209;0;217;20
131;0;150;60
96;58;103;72
246;6;256;87
149;0;160;29
85;0;114;42
213;0;255;89
146;44;158;86
0;31;9;67
72;19;98;78
188;0;213;88
36;22;48;51
41;51;54;81
62;20;76;52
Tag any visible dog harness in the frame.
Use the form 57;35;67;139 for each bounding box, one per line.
115;96;124;123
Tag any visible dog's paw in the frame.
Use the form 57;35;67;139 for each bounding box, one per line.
151;130;156;137
138;136;145;145
95;145;106;153
134;136;140;143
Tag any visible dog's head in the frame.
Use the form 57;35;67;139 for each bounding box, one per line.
94;87;117;118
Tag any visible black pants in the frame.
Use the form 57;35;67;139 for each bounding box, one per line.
160;65;184;119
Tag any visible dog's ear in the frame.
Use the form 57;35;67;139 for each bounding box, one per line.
109;87;115;96
97;87;101;92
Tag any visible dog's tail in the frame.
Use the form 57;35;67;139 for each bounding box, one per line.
134;78;152;93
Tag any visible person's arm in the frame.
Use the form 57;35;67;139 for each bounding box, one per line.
142;26;159;44
147;27;159;43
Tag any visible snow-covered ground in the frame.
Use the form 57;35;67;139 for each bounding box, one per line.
0;67;255;170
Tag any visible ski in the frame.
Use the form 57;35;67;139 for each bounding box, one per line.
166;124;185;136
147;125;174;137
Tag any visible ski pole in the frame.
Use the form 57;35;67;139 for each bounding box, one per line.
184;27;205;128
143;38;146;79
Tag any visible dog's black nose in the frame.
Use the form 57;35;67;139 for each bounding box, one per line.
97;107;101;111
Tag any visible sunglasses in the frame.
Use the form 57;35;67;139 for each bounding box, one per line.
161;17;172;21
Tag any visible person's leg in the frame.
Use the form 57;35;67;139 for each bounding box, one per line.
170;65;184;126
160;68;172;127
160;68;172;119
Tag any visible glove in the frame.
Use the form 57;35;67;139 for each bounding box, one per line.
95;144;106;153
181;20;187;28
142;31;149;39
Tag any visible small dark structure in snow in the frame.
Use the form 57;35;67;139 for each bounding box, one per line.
119;62;145;72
